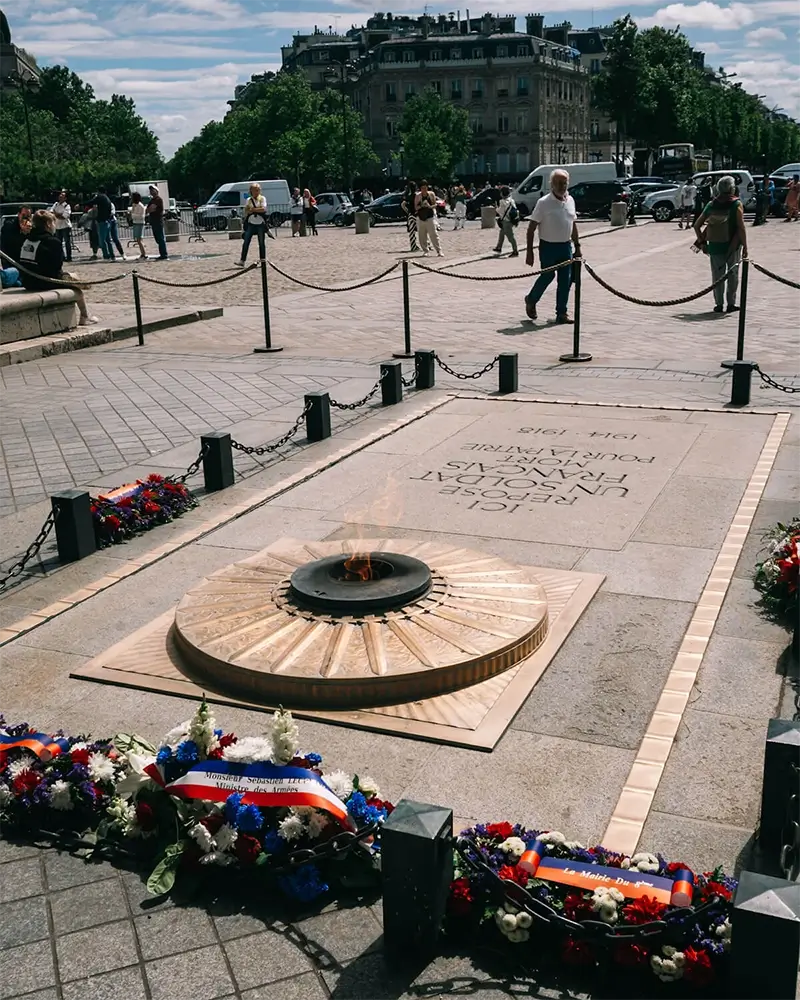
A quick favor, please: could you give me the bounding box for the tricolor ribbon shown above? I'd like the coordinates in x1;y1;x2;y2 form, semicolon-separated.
144;759;352;827
0;732;70;762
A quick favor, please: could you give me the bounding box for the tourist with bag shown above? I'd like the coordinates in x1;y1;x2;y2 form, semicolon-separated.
237;182;268;265
50;190;73;262
18;210;97;325
290;188;304;236
414;180;442;257
693;175;747;314
303;188;318;235
493;185;519;256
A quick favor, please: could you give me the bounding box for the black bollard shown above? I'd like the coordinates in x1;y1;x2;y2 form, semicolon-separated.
730;871;800;999
498;352;518;393
132;271;144;347
51;490;96;564
722;257;751;369
253;257;283;353
201;432;235;491
382;799;453;965
380;360;403;406
756;720;800;861
415;349;435;390
559;258;592;362
393;260;413;358
730;360;755;407
305;391;331;442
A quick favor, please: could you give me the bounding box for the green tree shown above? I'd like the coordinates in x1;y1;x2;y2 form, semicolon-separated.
398;88;471;180
592;15;647;160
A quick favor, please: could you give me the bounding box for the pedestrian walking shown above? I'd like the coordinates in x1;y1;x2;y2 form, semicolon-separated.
146;185;168;259
19;210;97;325
290;188;304;236
50;190;72;261
129;192;147;259
524;168;581;324
238;182;268;265
89;186;114;260
401;180;419;251
109;202;126;259
303;188;318;235
493;185;519;256
784;174;799;221
677;179;697;229
414;180;442;257
452;184;467;229
693;174;747;314
767;176;777;217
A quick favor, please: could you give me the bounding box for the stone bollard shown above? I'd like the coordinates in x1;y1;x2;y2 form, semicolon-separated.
51;490;96;564
480;205;495;229
729;871;800;998
201;432;234;492
380;361;403;405
227;216;242;240
164;218;180;244
354;211;370;235
299;217;307;237
415;349;435;390
610;201;627;227
305;392;331;442
755;719;800;866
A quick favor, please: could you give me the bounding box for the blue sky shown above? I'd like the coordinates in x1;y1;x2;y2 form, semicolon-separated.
5;0;799;158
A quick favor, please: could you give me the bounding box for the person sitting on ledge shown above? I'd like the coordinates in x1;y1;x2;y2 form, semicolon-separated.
18;210;98;326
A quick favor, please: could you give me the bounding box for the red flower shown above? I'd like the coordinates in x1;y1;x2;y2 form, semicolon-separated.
0;751;6;773
70;747;91;766
497;864;528;887
561;937;596;966
234;834;261;865
666;861;691;876
117;497;133;508
563;892;593;921
147;474;164;483
697;878;733;903
613;942;649;967
683;946;715;986
12;769;41;795
370;798;394;815
200;813;224;835
105;514;121;530
218;733;237;748
207;748;224;760
135;801;157;832
485;822;514;840
90;504;98;515
621;895;667;924
448;877;474;917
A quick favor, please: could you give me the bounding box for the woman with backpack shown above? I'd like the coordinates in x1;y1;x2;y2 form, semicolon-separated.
237;182;268;265
693;175;748;314
493;185;519;256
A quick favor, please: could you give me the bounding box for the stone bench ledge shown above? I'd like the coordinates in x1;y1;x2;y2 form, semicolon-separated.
0;286;79;314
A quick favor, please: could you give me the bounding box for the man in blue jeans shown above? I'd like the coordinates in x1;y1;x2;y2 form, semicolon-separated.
524;168;581;324
90;187;114;260
146;185;168;259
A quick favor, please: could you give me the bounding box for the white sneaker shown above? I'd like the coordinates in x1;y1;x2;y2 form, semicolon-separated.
436;250;444;257
235;260;244;266
422;250;429;256
79;315;99;326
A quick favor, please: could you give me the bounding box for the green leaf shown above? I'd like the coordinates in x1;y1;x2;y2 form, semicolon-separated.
147;841;186;896
113;732;157;756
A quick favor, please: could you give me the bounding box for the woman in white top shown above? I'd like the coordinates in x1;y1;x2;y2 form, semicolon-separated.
50;190;72;262
524;168;581;323
290;187;304;236
238;183;268;264
302;188;318;235
129;192;147;260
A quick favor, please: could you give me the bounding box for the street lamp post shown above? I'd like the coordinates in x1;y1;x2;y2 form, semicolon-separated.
399;140;405;178
326;61;358;194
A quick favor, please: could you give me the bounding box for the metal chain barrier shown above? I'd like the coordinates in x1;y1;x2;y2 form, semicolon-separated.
435;353;499;380
0;248;130;287
136;264;258;288
329;371;387;410
412;257;574;281
454;837;726;946
168;444;208;485
750;260;800;291
231;402;312;456
401;362;420;388
779;764;800;881
583;259;739;307
753;365;800;393
0;508;58;592
267;259;399;292
263;821;381;875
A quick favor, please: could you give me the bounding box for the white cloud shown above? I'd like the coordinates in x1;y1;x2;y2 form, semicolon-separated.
29;6;98;22
17;37;245;59
19;21;114;40
747;25;787;43
694;39;726;53
150;114;189;135
638;3;757;30
724;54;800;118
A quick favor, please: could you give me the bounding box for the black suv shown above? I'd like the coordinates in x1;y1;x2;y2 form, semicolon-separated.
568;180;630;218
465;187;501;220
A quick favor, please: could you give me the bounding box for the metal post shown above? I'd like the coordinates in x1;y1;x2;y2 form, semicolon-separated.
305;392;331;442
559;258;592;362
730;360;755;407
730;871;800;999
498;352;518;394
132;271;144;347
382;799;453;965
380;360;403;405
393;260;413;358
756;720;800;862
51;490;96;564
201;432;234;492
722;257;752;369
253;257;283;354
415;349;435;390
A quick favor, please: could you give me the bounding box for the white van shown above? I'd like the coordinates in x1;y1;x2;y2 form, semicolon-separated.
196;179;292;230
513;162;618;215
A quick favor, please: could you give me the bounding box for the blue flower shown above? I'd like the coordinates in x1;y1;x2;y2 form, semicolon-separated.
347;791;386;827
224;792;243;827
304;752;322;766
277;864;329;903
213;728;223;738
175;740;199;763
262;829;284;854
156;746;172;765
236;804;263;833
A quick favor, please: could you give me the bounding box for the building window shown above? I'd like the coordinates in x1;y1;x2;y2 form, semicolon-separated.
496;76;509;97
473;47;483;59
498;113;509;133
431;49;441;61
385;51;396;63
471;78;484;98
546;79;550;98
496;147;510;172
516;111;527;133
451;47;461;59
470;116;483;135
590;58;601;74
450;79;462;99
590;119;600;139
386;118;397;136
385;82;396;102
431;80;442;93
516;74;529;96
403;49;415;62
516;146;530;172
405;82;416;98
517;44;528;56
496;45;508;57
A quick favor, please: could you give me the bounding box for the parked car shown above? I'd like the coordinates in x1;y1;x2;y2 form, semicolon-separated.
465;187;500;220
568;180;630;217
692;170;756;211
365;192;405;224
770;162;800;179
0;201;48;224
196;179;292;230
626;175;671;186
314;191;354;226
627;181;679;216
641;186;684;222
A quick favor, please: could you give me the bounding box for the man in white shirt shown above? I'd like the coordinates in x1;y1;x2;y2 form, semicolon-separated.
50;190;72;262
524;169;581;323
678;180;697;230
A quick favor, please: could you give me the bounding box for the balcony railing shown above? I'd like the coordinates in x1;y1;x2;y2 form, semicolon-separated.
517;88;529;97
471;89;484;98
496;88;509;96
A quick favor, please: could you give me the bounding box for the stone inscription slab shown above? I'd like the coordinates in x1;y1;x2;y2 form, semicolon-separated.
330;405;706;550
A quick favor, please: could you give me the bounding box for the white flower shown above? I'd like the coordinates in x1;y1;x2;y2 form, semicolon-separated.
306;810;329;839
213;823;238;853
673;952;686;968
503;902;518;914
651;948;684;981
620;857;631;869
565;840;585;852
516;912;533;929
189;822;214;854
278;814;305;841
107;797;138;835
88;753;116;783
270;708;299;765
591;887;622;925
162;721;191;746
358;775;380;798
222;737;273;764
8;756;35;779
115;752;158;800
715;918;732;951
499;836;526;859
539;830;566;846
506;927;530;943
188;700;218;756
49;780;74;811
0;784;12;807
322;770;353;800
630;851;660;874
500;913;518;932
70;741;89;751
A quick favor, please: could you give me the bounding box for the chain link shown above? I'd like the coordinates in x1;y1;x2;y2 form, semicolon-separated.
262;822;381;875
453;838;726;945
0;508;59;592
266;259;399;292
751;260;800;290
168;444;208;485
231;402;311;456
412;257;574;282
583;259;738;307
329;371;387;410
401;362;420;388
435;353;499;380
779;765;800;881
136;263;258;288
754;365;800;393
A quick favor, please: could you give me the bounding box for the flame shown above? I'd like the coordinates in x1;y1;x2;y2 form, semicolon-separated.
343;552;374;582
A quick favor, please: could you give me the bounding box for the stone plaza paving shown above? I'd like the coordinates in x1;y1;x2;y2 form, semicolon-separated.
0;220;798;1000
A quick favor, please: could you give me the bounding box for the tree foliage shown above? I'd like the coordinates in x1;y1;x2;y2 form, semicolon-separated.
0;65;163;200
398;88;472;180
593;17;800;167
167;72;378;200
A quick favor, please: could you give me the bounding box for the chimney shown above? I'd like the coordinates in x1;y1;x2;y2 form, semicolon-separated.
481;12;493;35
526;13;545;38
420;14;430;37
